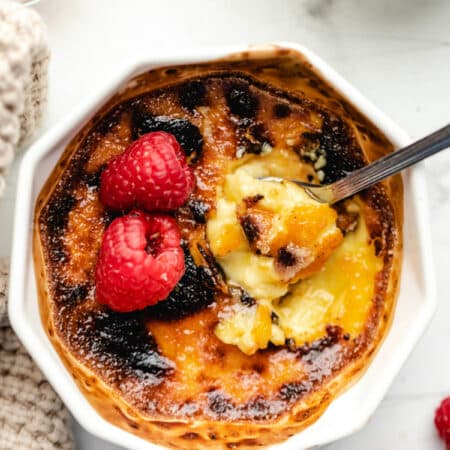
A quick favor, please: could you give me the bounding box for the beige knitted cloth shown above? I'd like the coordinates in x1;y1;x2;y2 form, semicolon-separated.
0;2;74;449
0;0;49;196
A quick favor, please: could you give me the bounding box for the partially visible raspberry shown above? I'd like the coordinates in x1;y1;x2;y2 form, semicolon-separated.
99;131;195;212
435;397;450;449
95;211;185;312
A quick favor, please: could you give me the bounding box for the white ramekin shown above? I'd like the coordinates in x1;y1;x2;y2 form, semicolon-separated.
8;43;435;450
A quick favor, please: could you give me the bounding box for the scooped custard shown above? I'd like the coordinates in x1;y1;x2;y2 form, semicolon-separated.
209;154;348;354
209;158;381;355
34;48;402;449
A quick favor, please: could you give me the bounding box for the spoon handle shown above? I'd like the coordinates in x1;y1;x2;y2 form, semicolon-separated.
327;124;450;202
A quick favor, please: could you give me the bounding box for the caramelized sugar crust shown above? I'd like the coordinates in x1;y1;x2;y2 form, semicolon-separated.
34;50;403;449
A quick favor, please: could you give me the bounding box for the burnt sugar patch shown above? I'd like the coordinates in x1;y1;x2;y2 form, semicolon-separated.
207;390;234;416
131;109;203;160
43;191;76;235
186;198;210;224
224;79;259;118
55;282;89;308
148;244;216;320
279;380;312;402
83;309;173;380
82;166;104;190
42;190;77;265
207;390;286;421
273;103;291;119
236;121;273;158
302;114;364;184
178;80;208;110
94;104;126;136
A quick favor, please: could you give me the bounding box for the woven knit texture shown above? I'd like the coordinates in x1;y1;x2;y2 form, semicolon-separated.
0;259;74;450
0;0;49;197
0;3;74;449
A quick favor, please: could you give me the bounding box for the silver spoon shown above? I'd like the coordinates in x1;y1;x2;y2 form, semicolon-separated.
261;124;450;204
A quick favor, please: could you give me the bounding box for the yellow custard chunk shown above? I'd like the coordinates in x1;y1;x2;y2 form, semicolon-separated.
207;150;343;299
273;220;383;345
206;149;383;355
215;302;285;355
213;215;381;355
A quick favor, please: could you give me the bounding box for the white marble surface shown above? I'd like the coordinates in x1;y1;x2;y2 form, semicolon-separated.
1;0;450;448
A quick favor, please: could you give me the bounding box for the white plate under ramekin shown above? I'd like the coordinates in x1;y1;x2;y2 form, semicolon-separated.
8;43;435;450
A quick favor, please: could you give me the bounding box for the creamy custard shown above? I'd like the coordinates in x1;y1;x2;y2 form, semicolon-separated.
208;149;382;355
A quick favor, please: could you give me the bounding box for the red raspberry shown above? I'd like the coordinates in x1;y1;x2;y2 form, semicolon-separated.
95;211;185;312
99;131;195;212
435;397;450;449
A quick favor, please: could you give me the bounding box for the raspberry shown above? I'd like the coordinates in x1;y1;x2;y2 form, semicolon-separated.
95;211;185;312
435;397;450;449
99;131;195;212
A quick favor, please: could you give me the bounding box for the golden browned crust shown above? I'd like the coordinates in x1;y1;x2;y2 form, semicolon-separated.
34;48;403;449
